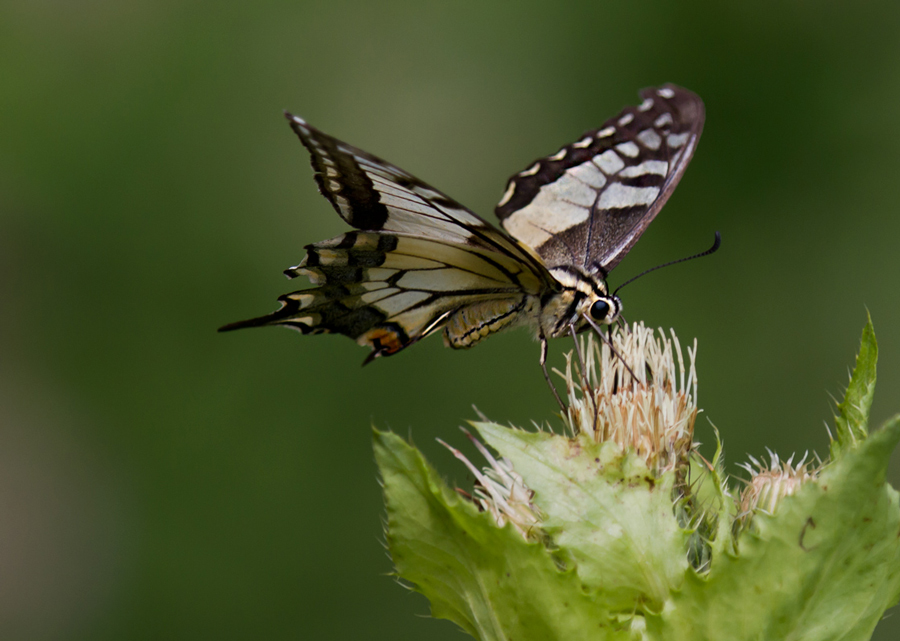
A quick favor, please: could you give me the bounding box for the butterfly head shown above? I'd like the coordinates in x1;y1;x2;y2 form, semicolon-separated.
575;289;621;335
543;267;621;337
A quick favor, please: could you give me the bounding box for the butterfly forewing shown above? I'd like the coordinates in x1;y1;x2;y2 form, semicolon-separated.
287;114;553;282
495;84;704;274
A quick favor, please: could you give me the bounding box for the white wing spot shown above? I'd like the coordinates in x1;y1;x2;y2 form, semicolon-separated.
367;268;399;281
498;181;516;207
618;113;634;126
397;269;504;292
372;290;431;316
296;268;323;285
658;87;675;99
548;148;567;161
593;149;625;174
638;98;654;112
572;136;593;148
636;129;662;150
597;126;615;138
546;174;596;208
328;179;342;191
619;160;668;178
291;115;308;125
520;162;540;177
382;253;443;271
615;141;640;158
654;113;673;128
667;132;690;148
565;161;607;189
597;183;660;209
359;289;395;304
502;213;552;249
292;293;318;309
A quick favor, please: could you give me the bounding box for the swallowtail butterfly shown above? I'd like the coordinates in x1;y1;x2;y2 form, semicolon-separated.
220;84;705;368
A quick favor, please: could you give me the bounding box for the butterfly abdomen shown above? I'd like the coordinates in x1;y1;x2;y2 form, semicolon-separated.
442;297;534;349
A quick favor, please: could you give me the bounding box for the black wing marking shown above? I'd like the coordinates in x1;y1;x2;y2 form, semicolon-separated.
219;231;541;362
495;84;704;275
286;113;555;286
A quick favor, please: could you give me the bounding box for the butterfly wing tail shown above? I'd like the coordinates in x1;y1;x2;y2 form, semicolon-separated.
218;315;280;332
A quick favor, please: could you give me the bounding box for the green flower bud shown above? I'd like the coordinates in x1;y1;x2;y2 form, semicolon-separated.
737;452;818;526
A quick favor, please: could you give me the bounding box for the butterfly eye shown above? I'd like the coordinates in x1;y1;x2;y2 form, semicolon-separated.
589;300;611;321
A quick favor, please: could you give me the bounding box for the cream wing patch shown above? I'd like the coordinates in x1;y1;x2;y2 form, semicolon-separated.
501;156;612;248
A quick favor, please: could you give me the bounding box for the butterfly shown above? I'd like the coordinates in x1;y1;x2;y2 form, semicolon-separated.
220;84;705;379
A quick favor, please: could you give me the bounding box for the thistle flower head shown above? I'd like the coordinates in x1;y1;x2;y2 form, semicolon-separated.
563;323;698;475
438;429;542;540
738;451;819;520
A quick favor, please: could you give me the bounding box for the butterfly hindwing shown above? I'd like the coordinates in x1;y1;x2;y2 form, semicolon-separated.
219;230;543;361
495;84;704;274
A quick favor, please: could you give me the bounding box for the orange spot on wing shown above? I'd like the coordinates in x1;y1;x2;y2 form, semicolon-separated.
362;327;405;355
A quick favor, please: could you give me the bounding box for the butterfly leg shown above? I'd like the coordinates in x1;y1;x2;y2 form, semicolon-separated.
569;325;600;436
540;334;567;413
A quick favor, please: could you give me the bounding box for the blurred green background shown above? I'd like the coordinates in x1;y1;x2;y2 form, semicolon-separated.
2;1;899;639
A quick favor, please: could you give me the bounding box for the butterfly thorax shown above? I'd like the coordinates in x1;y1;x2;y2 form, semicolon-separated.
539;267;621;338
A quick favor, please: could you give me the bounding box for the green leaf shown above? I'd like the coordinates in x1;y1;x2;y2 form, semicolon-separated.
472;422;690;612
832;315;878;457
374;430;634;641
646;415;900;641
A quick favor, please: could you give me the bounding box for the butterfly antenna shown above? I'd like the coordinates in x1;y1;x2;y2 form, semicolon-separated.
613;231;721;296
